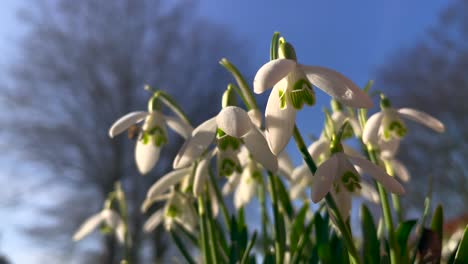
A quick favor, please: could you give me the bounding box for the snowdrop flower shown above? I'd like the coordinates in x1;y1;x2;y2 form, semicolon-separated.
378;138;411;182
173;106;278;173
73;208;125;244
143;190;197;233
253;38;373;154
363;95;445;146
311;151;405;220
328;99;362;138
109;105;193;174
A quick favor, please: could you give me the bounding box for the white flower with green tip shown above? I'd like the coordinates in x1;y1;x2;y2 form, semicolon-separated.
253;39;373;154
311;152;405;220
173;106;278;174
363;96;445;146
109;110;192;175
73;208;125;244
378;138;411;182
143;191;197;233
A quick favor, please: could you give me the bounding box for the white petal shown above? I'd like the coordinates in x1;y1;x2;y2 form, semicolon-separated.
362;112;384;145
216;106;252;138
308;138;329;162
109;111;148;138
135;140;161;175
143;210;164;233
73;212;104;241
248;109;263;128
311;154;339;203
277;151;294;180
391;159;410;182
222;172;242;195
349;156;405;195
359;182;380;203
265;85;297;155
343;144;364;158
102;209;121;228
299;65;373;108
234;169;257;209
291;164;311;181
348;118;362;137
173;117;217;169
330;187;352;221
397;108;445;133
243;127;278;172
379;138;400;159
145;168;191;204
208;184;219;217
253;59;296;94
164;115;193;139
193;157;210;197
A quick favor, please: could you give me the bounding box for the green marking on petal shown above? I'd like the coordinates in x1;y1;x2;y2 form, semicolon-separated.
99;224;113;235
217;131;241;150
165;205;179;218
389;121;407;137
220;158;241;176
278;89;287;109
341;171;362;192
289;79;315;109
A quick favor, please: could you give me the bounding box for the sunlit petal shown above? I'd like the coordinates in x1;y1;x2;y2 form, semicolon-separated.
253;59;296;94
379;138;400;159
73;212;104;241
265;85;297;155
173;117;217;169
217;106;252;138
222;172;242;195
330;187;352;220
278;151;294;180
362;112;384;145
299;65;373;108
135;140;161;175
247;109;263;128
143;210;164;233
308;138;329;161
109;111;148;138
234;167;257;209
193;157;210;197
145;168;191;205
359;182;380;203
391;159;410;182
243;127;278;172
164;115;193;139
397;108;445;133
311;154;338;203
349;156;405;195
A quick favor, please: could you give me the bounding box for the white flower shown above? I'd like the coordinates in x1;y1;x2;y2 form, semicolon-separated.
362;98;445;146
253;41;372;154
109;110;193;174
173;106;278;173
311;152;405;220
378;138;411;182
73;208;125;244
143;191;197;233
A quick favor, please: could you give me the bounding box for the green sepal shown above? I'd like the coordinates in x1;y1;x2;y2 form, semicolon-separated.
360;205;380;264
222;84;238;108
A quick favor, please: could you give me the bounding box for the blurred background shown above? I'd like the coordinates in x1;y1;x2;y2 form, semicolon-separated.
0;0;466;263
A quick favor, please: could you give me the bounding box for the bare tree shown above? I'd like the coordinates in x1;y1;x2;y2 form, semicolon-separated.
0;0;248;263
377;0;468;218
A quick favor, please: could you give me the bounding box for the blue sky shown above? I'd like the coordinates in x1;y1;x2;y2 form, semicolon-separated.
0;0;451;262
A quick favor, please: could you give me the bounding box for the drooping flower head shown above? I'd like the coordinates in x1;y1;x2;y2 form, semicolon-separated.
109;92;193;175
254;36;373;154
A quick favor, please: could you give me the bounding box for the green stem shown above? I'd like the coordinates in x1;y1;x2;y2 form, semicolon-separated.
367;149;399;264
198;196;212;264
205;193;220;264
170;230;197;264
270;32;280;60
114;183;131;264
268;172;285;264
219;58;258;110
153;90;192;126
258;179;270;255
292;125;361;264
209;169;231;230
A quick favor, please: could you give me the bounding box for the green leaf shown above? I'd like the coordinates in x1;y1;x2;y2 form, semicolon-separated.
240;231;257;264
290;203;309;254
274;176;294;219
360;205;380;264
314;212;331;262
330;231;349;264
454;225;468;264
396;219;418;259
431;204;444;240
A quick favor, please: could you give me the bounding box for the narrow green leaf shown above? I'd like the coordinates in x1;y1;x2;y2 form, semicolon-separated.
431;204;444;240
396;219;418;258
454;225;468;264
274;176;294;219
170;230;196;264
315;212;331;262
360;205;380;264
290;203;309;254
240;231;257;264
